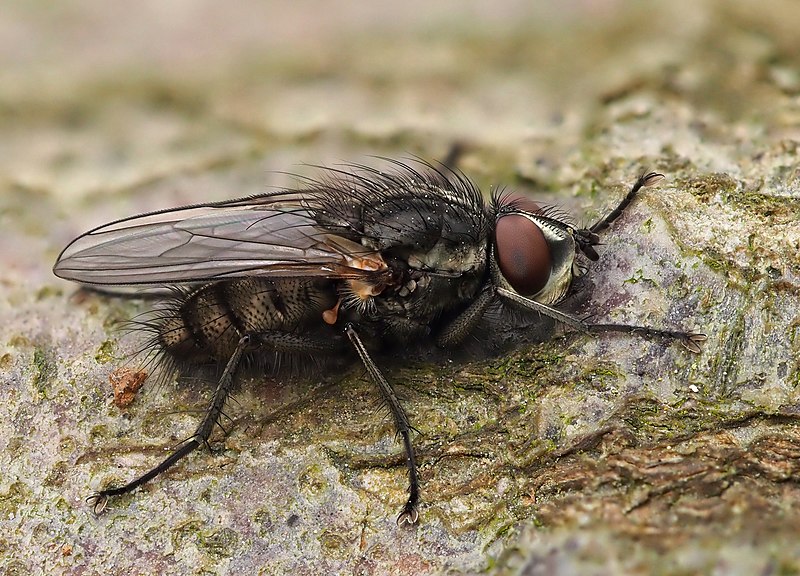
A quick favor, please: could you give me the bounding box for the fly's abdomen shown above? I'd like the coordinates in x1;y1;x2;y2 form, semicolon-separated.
158;278;336;363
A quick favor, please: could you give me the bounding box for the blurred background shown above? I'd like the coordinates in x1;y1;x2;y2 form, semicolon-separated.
2;0;798;274
1;1;799;575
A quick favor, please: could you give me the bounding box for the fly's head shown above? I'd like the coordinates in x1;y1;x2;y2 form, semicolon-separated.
489;193;589;306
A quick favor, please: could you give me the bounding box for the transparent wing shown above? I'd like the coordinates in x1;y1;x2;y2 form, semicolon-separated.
53;192;386;286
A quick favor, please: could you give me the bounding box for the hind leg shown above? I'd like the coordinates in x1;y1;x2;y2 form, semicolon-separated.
89;329;342;513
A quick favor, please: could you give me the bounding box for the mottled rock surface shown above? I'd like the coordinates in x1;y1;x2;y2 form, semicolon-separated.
1;1;799;574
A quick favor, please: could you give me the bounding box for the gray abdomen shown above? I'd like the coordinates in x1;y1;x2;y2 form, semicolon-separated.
158;278;336;363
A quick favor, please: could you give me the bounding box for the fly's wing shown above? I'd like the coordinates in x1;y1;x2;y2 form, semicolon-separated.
53;192;388;286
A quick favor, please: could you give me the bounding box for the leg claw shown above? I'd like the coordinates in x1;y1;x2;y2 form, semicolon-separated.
681;332;707;354
86;492;109;515
396;503;419;526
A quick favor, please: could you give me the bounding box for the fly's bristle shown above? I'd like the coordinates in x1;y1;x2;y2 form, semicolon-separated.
111;285;224;396
340;287;376;318
158;316;196;355
119;307;188;393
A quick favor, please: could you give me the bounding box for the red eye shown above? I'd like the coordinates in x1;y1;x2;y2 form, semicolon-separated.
495;215;551;296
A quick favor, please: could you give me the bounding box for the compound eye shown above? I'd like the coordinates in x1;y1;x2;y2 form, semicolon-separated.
495;214;551;296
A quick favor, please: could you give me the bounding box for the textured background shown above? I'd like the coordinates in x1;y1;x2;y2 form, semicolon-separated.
1;1;799;574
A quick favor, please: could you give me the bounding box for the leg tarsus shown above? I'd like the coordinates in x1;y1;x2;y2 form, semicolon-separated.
681;332;708;353
87;435;201;514
395;429;420;526
589;171;664;234
586;323;707;353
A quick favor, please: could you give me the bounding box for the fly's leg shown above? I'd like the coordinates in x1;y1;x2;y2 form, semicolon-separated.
590;171;664;234
255;330;340;354
496;287;707;352
88;333;252;514
437;283;706;352
88;330;341;514
345;323;420;526
436;286;495;347
575;171;664;261
586;323;707;352
440;141;467;170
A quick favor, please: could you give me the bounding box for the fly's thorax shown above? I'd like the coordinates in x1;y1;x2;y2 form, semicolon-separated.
348;204;489;325
368;251;487;333
405;236;487;278
157;278;336;362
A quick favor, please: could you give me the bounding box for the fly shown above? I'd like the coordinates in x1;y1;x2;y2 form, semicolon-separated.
53;159;706;525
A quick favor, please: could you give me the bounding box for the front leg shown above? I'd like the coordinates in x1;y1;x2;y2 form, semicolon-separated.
496;287;706;352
